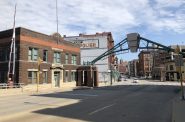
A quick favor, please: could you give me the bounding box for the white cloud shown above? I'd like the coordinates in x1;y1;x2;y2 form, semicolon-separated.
0;0;185;36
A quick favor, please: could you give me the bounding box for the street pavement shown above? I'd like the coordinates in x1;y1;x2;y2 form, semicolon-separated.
0;79;182;122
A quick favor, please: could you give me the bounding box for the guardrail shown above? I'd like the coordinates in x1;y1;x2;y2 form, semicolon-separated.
0;83;24;89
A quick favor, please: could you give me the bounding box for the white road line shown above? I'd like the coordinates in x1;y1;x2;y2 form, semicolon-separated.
62;93;98;97
89;103;116;115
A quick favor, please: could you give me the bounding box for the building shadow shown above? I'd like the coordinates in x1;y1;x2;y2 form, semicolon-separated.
31;84;181;122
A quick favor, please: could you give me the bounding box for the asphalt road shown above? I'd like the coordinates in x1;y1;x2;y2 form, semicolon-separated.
0;84;181;122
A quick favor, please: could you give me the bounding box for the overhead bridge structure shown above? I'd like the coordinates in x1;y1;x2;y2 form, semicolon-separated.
88;33;185;65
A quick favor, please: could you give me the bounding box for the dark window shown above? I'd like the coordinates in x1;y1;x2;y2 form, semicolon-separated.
0;48;9;61
0;71;7;83
169;65;174;70
43;50;48;62
28;71;37;84
42;71;48;83
65;71;69;82
71;71;76;81
182;49;185;58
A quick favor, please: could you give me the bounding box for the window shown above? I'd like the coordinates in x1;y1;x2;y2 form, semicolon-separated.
28;71;37;84
71;55;77;65
0;48;9;61
169;65;174;70
0;49;3;61
43;50;48;62
182;49;185;58
42;71;48;83
65;71;69;82
0;71;7;83
28;48;38;61
53;52;61;63
71;71;76;81
65;54;69;64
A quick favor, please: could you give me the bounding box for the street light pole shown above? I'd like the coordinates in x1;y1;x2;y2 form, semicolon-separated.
37;57;42;92
175;45;185;100
180;64;184;100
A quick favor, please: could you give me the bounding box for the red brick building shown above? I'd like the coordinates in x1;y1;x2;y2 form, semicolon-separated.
0;27;82;87
138;51;153;78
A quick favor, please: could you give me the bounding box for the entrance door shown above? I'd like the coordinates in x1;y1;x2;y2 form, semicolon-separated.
54;72;60;87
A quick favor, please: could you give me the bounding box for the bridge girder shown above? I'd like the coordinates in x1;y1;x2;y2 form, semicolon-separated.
88;33;185;65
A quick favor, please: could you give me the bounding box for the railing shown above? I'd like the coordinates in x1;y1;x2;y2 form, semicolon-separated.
0;83;24;89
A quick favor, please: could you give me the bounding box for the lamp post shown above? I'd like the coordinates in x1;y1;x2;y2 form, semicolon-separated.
175;45;184;100
37;57;42;92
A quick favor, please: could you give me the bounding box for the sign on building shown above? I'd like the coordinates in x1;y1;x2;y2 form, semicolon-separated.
72;39;99;48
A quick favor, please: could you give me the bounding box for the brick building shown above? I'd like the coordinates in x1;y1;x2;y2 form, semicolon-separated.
128;59;138;77
138;51;153;78
151;50;168;81
165;45;185;81
0;27;82;87
118;59;128;75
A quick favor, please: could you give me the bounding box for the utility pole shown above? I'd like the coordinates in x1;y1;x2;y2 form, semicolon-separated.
175;45;184;100
7;3;17;86
37;57;42;92
56;0;59;44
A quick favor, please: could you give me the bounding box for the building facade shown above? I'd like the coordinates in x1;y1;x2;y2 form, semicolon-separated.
138;51;153;78
151;50;168;81
128;59;138;77
165;45;185;81
64;32;115;82
0;27;81;87
118;59;128;75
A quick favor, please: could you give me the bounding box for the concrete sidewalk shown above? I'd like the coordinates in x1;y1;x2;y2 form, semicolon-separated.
0;85;75;97
0;79;182;97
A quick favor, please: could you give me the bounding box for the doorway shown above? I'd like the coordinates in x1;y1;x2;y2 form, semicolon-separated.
54;71;60;87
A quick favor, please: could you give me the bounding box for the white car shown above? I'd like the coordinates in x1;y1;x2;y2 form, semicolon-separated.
133;78;138;83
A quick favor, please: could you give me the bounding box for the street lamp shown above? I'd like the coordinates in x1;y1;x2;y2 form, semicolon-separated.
37;57;43;92
175;45;184;100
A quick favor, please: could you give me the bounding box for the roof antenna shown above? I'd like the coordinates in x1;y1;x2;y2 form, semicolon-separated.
56;0;59;44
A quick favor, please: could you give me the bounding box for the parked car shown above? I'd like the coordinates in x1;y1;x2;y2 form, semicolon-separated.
133;78;138;83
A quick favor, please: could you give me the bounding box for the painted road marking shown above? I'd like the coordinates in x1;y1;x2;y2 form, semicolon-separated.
62;93;98;97
89;103;116;115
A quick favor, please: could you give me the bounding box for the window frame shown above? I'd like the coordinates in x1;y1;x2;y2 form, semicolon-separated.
28;47;38;61
71;55;77;65
42;71;48;84
28;71;37;84
43;50;48;62
53;52;61;64
65;53;69;64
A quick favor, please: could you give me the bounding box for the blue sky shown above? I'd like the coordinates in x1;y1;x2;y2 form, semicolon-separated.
0;0;185;61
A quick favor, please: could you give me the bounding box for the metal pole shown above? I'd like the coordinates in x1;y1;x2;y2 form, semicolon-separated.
37;57;41;92
180;59;184;100
110;64;112;85
56;0;59;44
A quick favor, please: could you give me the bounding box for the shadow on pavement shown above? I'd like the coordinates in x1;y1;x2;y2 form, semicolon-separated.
31;85;182;122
